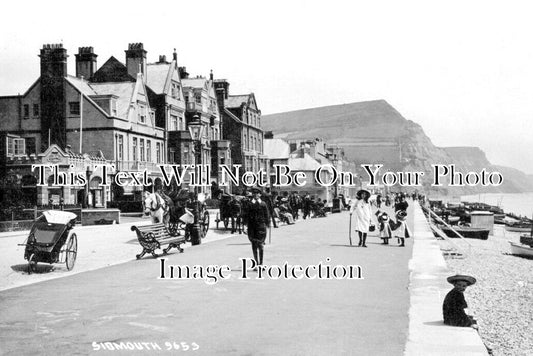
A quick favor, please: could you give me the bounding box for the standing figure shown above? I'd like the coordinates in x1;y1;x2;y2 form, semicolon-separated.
395;195;409;212
376;194;382;209
262;187;278;228
443;274;478;328
376;210;392;244
303;194;312;219
393;210;411;247
349;189;373;247
247;188;270;267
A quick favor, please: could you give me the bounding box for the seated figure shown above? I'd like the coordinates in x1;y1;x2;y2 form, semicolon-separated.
443;274;478;328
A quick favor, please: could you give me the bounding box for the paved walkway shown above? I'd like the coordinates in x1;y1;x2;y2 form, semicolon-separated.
0;207;413;355
404;204;488;355
0;211;233;291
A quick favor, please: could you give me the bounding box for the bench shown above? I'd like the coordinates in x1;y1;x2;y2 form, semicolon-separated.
131;223;186;259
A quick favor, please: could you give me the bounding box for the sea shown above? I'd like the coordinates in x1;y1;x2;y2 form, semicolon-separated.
460;192;533;218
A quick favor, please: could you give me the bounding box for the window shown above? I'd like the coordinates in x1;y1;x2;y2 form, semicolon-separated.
33;104;39;117
171;84;180;99
118;135;124;161
147;140;151;162
23;104;29;119
156;143;161;163
111;100;117;116
195;94;202;104
183;146;189;164
244;133;247;150
69;101;80;115
140;139;145;161
178;117;184;130
138;105;146;123
170;115;178;131
132;138;137;161
169;148;176;164
7;137;25;156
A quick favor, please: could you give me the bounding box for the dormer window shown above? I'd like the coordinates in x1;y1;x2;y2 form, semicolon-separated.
138;104;146;123
111;100;117;116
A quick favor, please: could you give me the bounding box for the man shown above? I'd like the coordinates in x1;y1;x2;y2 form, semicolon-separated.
247;188;270;267
262;187;278;228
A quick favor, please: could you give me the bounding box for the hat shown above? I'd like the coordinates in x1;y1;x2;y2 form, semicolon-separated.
381;213;389;221
356;189;370;199
251;187;262;194
447;274;476;286
245;191;252;197
396;210;407;219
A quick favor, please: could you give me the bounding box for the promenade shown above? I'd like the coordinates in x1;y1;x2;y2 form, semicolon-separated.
0;204;489;355
0;207;412;355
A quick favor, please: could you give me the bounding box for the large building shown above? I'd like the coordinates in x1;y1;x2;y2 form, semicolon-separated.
214;79;268;192
0;44;163;206
0;43;233;207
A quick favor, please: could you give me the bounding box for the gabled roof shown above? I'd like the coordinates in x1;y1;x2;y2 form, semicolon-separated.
288;153;322;171
225;94;249;108
146;62;171;94
92;56;135;83
90;82;136;119
67;75;97;96
182;77;207;89
263;138;290;159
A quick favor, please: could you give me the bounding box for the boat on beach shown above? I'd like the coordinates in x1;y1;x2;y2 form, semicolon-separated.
509;241;533;258
505;224;533;232
439;225;490;240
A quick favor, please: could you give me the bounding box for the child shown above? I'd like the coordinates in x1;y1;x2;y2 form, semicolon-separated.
443;274;478;328
376;210;392;244
393;210;411;247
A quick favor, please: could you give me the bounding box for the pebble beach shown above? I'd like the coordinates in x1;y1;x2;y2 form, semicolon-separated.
438;225;533;356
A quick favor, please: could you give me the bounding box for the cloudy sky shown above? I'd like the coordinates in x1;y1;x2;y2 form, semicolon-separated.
2;0;532;173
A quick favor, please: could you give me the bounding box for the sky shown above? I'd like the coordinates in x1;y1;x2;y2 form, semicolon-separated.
2;0;533;173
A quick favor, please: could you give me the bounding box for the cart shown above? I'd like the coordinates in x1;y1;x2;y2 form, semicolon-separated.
19;210;78;274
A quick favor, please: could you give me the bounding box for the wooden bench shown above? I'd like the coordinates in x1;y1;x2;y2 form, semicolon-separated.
131;223;186;259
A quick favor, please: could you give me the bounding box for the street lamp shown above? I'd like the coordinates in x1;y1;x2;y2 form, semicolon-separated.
187;114;205;245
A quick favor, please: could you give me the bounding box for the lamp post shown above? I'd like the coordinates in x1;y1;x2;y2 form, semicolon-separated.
187;115;205;245
84;162;93;209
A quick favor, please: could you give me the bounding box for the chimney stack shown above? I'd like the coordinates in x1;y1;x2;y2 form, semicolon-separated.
40;43;68;79
158;55;168;63
178;66;189;79
125;42;147;83
39;44;68;150
75;46;97;79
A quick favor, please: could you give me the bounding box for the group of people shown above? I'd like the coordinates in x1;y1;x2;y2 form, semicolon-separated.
349;189;412;247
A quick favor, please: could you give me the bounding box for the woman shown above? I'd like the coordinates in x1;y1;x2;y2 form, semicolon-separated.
350;189;373;247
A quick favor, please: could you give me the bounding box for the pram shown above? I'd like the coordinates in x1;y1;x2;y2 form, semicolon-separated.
19;210;78;274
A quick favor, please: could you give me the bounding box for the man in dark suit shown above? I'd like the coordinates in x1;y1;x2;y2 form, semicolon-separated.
247;187;270;267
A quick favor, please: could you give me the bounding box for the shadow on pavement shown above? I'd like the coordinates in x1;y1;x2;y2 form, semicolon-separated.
11;263;54;274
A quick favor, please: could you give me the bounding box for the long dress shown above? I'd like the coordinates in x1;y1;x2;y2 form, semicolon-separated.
350;199;372;233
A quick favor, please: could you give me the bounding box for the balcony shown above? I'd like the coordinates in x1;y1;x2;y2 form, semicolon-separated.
186;102;207;113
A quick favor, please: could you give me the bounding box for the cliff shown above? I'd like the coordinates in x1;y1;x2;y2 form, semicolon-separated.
263;100;532;194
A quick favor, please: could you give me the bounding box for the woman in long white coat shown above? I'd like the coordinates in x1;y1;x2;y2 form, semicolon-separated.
350;190;373;247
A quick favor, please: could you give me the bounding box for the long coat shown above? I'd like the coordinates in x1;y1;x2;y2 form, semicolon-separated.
350;199;372;233
246;199;270;244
